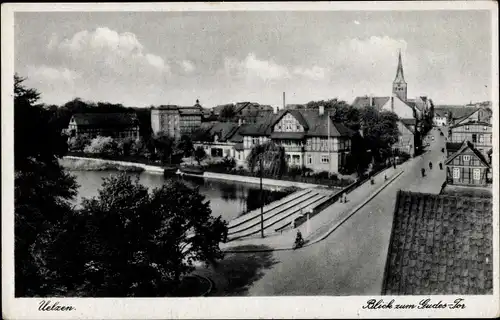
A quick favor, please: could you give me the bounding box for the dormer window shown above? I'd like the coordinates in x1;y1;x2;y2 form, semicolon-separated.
483;126;488;130
465;126;469;131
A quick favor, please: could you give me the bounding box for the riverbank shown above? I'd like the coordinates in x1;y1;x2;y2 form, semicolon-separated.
60;157;145;172
61;156;164;174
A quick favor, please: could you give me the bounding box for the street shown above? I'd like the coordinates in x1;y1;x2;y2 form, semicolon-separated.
201;127;449;296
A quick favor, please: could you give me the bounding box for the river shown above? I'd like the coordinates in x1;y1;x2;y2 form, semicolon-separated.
68;170;292;223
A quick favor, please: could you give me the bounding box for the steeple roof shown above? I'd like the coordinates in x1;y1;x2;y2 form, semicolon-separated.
393;50;406;83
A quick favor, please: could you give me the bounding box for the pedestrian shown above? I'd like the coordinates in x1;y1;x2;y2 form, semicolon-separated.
344;194;348;203
393;161;396;169
421;168;426;177
429;161;432;170
384;174;388;181
439;162;443;170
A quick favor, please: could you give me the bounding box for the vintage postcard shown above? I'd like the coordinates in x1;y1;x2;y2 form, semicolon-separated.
2;1;499;319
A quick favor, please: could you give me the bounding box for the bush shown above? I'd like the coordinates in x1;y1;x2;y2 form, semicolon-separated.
84;136;119;156
68;134;91;152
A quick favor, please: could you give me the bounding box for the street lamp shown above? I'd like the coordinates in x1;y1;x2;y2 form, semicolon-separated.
259;155;264;238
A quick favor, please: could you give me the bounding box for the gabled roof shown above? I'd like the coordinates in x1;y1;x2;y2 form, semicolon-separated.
352;96;390;110
270;110;309;130
382;190;493;295
450;120;492;129
400;118;416;126
433;109;447;117
71;112;138;127
238;109;355;138
446;142;463;153
399;118;416;133
445;140;491;167
191;122;239;142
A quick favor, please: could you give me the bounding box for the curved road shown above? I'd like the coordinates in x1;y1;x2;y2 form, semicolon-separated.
246;127;448;296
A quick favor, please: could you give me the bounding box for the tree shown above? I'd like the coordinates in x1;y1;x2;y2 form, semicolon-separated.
177;135;194;157
153;132;175;163
71;174;227;296
359;107;399;163
14;74;79;296
247;141;287;178
218;104;236;121
117;137;136;156
194;146;207;165
68;134;92;152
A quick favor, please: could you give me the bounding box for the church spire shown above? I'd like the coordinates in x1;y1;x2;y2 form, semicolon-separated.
392;49;407;101
394;49;405;83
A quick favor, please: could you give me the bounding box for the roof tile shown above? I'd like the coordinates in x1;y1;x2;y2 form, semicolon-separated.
382;191;493;295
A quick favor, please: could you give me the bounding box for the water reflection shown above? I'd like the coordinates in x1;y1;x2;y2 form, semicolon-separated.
69;170;290;223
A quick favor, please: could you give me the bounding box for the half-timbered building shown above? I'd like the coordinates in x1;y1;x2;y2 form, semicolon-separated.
445;141;491;186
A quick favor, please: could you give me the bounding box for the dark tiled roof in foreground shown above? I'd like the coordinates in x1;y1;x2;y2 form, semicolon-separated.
382;191;493;295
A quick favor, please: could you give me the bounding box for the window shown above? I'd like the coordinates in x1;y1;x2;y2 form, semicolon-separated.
472;134;477;143
484;126;488;131
463;155;470;162
321;155;330;164
308;155;312;164
473;168;481;180
465;126;469;131
453;168;460;179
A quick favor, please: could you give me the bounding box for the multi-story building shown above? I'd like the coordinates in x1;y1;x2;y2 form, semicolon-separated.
238;107;354;173
445;140;491;186
151;100;203;139
449;121;492;162
151;105;180;139
66;112;140;139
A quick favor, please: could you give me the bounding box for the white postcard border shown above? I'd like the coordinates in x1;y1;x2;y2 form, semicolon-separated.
2;2;499;319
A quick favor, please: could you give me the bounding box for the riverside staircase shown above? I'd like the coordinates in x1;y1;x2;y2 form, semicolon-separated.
227;188;338;241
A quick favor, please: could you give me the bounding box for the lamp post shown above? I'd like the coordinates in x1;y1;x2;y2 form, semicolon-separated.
327;110;332;178
259;155;264;238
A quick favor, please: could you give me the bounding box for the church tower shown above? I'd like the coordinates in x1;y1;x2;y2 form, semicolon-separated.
392;50;407;101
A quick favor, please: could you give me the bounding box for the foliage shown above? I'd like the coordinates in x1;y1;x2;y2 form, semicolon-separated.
221;156;236;171
360;107;399;163
68;174;227;296
152;132;176;163
246;141;287;178
218;104;236;121
68;134;92;152
194;146;207;165
14;74;79;296
117;137;136;156
304;99;360;130
84;136;119;156
177;135;194;157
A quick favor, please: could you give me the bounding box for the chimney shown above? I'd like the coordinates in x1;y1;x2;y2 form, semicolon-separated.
391;96;395;112
319;105;325;116
238;118;243;126
273;106;278;115
283;92;286;110
369;95;373;107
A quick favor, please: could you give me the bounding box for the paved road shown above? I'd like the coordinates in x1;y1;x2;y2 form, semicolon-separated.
243;127;448;296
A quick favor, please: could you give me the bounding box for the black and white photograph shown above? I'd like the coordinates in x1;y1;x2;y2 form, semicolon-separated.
2;2;499;319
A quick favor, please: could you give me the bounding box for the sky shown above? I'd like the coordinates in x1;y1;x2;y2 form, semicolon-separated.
14;10;493;108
